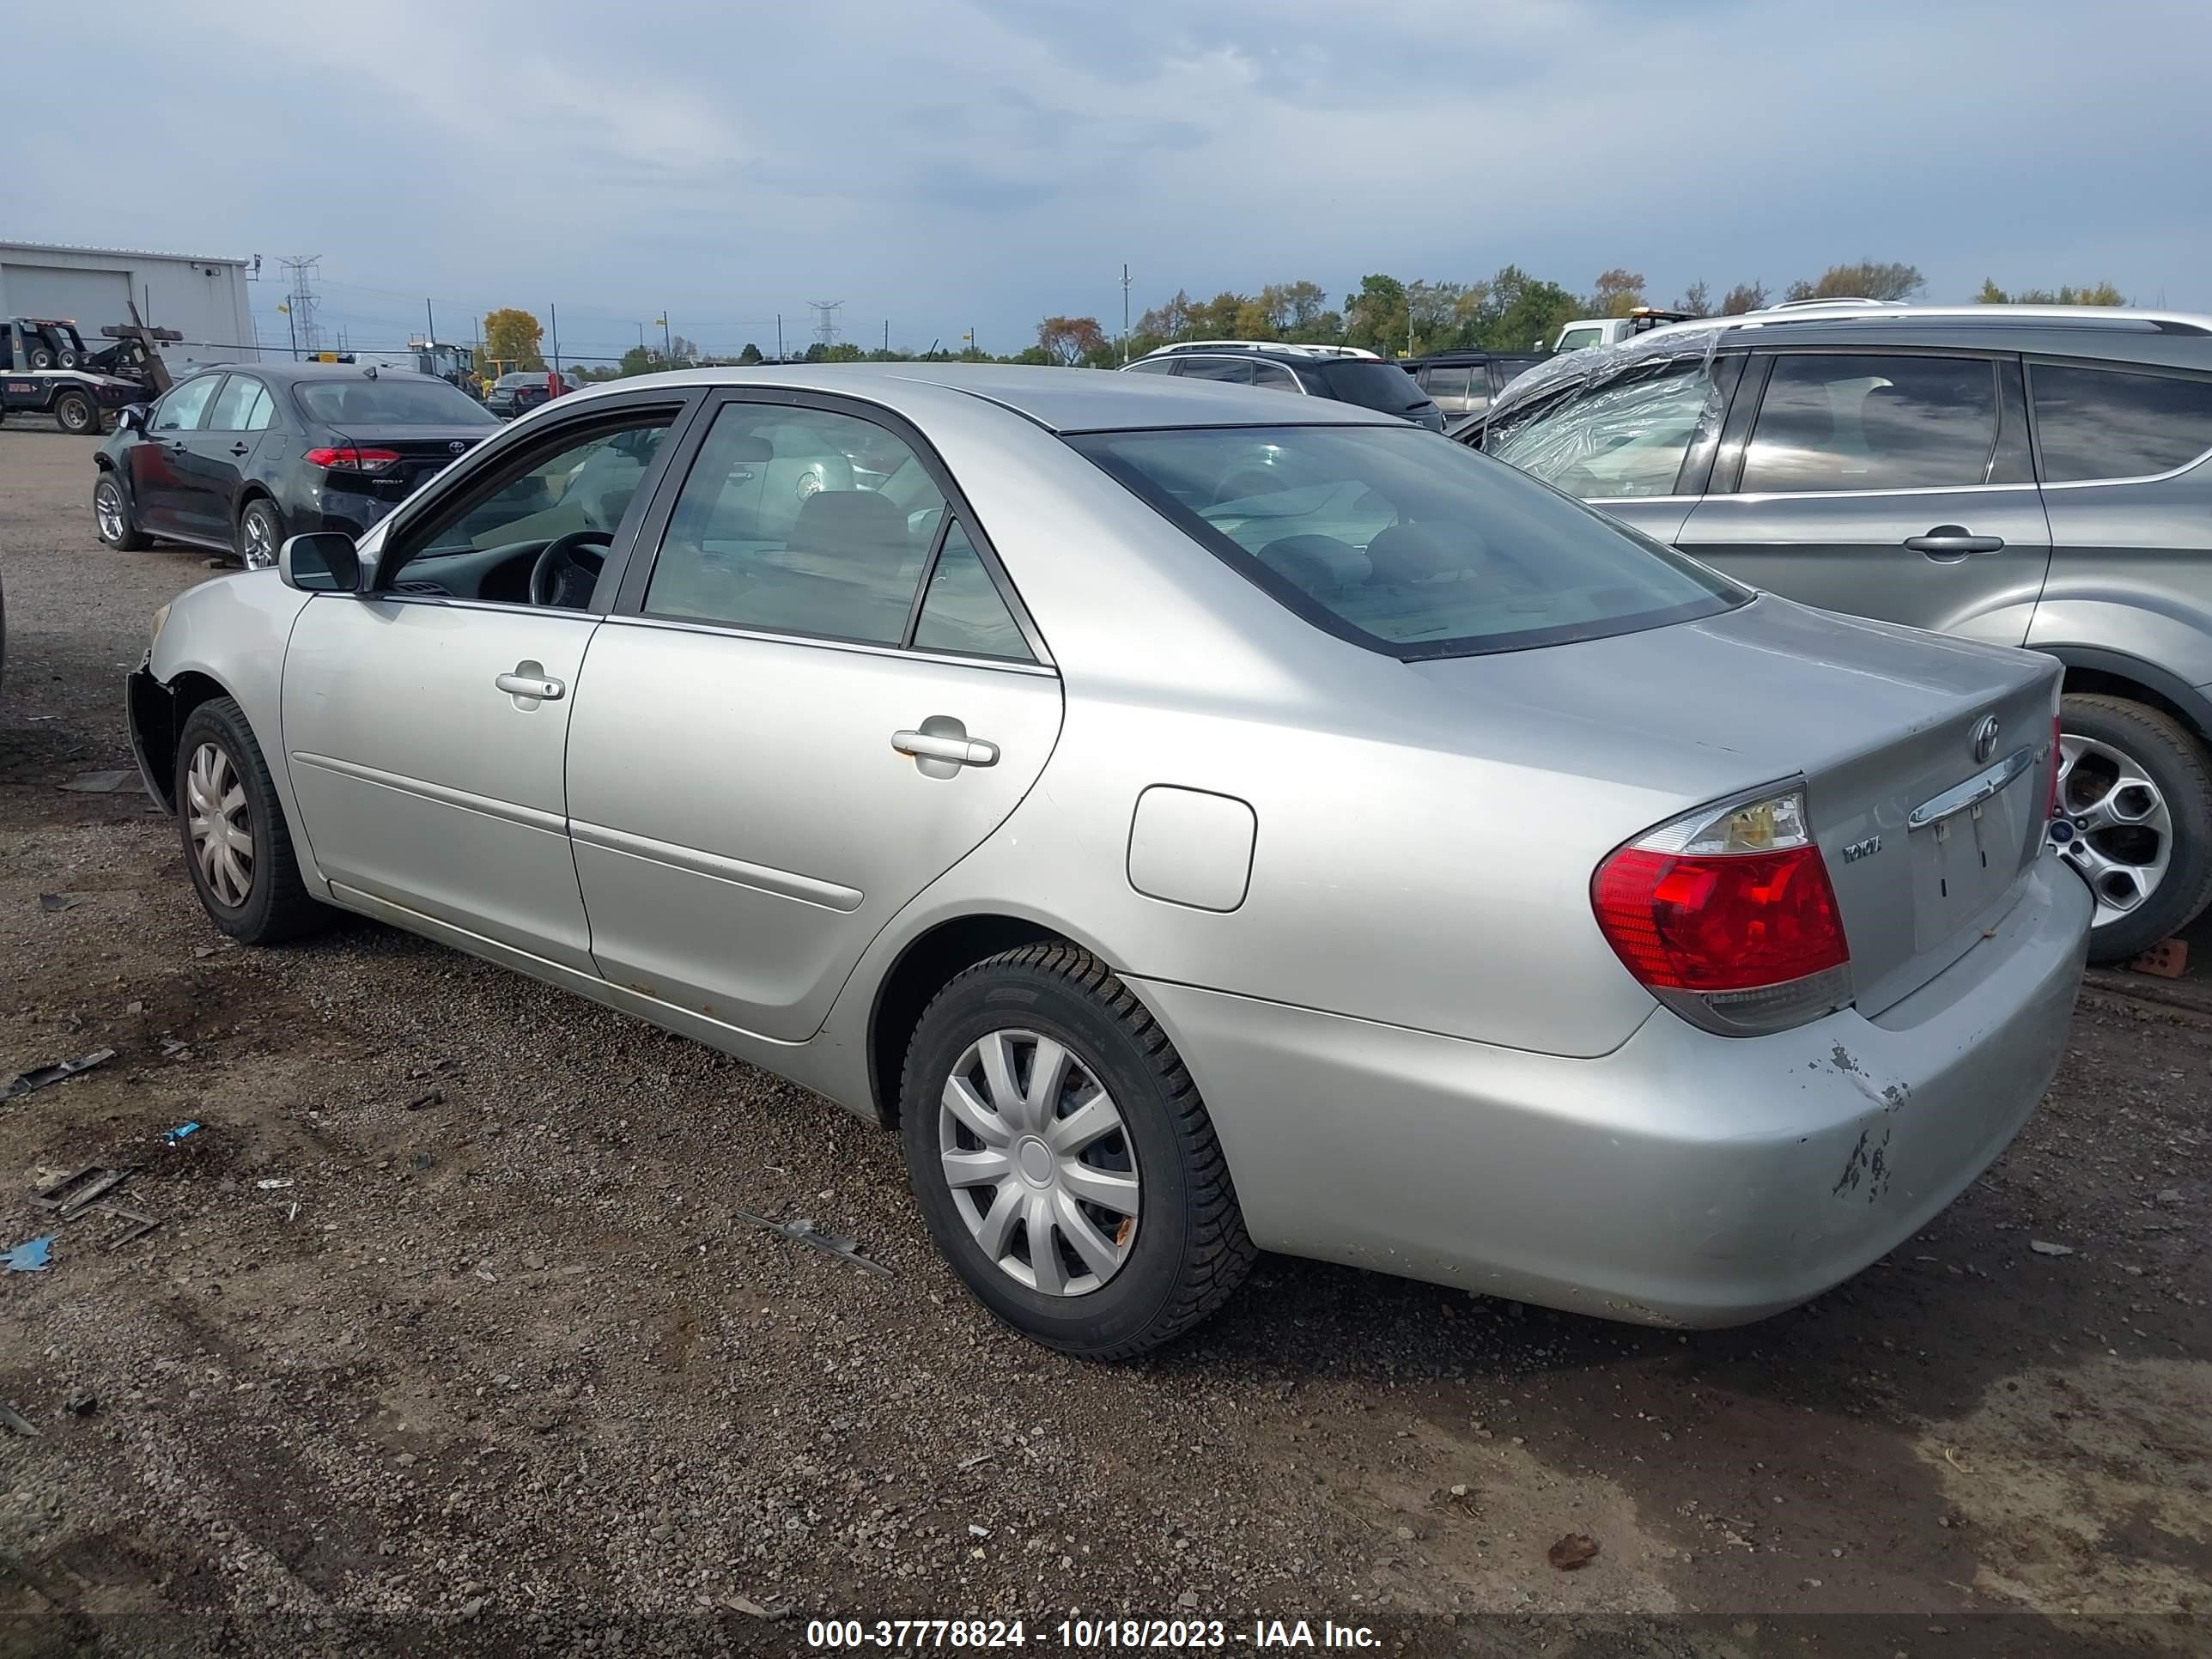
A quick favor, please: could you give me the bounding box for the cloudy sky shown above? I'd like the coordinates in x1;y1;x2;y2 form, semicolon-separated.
11;0;2208;364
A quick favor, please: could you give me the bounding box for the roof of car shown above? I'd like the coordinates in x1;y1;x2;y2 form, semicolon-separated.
556;362;1408;434
174;362;453;385
1487;303;2212;417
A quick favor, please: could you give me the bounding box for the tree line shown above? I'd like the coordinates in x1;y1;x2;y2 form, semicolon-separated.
467;264;2135;380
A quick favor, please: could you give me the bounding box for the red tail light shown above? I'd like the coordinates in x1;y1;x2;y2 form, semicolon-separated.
1592;787;1850;1036
304;446;401;473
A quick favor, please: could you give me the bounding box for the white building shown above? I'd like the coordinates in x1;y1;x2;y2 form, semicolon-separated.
0;240;258;372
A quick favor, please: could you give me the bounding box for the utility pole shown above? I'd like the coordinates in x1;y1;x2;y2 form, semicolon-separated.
425;298;435;346
659;312;672;361
775;313;783;361
883;319;890;354
1121;263;1132;364
550;302;561;375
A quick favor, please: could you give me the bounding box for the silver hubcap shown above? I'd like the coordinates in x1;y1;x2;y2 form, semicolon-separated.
185;742;254;908
2051;733;2172;928
241;510;276;569
938;1030;1139;1297
95;483;124;541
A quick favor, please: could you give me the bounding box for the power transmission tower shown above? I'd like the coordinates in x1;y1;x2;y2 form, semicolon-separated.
277;256;324;355
806;300;844;351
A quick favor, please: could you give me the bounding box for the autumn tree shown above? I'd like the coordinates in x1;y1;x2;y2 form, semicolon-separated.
1720;282;1768;314
1261;280;1330;334
1674;280;1712;318
1036;316;1108;365
481;307;545;371
1979;278;2127;306
1590;268;1646;318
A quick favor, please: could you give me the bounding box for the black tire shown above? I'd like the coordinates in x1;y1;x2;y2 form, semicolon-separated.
93;472;150;550
175;696;331;945
236;497;284;570
899;943;1255;1358
52;388;98;435
2057;692;2212;964
27;346;55;370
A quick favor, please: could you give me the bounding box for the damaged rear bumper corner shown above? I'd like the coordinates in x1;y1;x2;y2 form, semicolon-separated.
126;653;174;811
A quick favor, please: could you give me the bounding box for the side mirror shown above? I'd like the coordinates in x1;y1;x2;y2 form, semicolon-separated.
279;532;362;593
119;404;149;433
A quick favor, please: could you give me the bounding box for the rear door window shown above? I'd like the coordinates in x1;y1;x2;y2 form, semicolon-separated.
1121;358;1178;375
206;376;275;432
1740;354;1998;493
1315;360;1432;417
2030;363;2212;482
1249;361;1301;392
1176;357;1254;384
1071;423;1744;660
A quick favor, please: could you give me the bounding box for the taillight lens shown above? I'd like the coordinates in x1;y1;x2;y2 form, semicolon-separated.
304;446;401;473
1592;785;1850;1036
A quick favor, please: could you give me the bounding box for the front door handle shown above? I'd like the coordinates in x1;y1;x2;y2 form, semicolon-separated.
893;727;998;768
229;443;250;457
1905;526;2005;556
495;662;565;702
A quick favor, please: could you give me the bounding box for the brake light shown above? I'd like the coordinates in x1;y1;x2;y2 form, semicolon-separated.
304;446;401;473
1592;786;1850;1036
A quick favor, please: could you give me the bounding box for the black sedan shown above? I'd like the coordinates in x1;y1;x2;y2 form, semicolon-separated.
92;363;499;568
484;369;579;419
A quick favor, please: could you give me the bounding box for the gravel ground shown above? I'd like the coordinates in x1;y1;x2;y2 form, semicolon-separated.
0;426;2206;1657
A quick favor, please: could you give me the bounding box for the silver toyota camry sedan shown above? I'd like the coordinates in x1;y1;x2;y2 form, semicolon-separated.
126;364;2091;1357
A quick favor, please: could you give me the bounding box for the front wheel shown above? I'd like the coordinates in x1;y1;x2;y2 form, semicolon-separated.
175;696;331;945
94;474;150;550
2051;693;2212;963
900;944;1255;1358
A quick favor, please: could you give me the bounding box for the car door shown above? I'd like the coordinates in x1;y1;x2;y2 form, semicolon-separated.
129;374;222;538
566;392;1063;1041
182;374;278;542
1674;349;2051;646
280;395;694;971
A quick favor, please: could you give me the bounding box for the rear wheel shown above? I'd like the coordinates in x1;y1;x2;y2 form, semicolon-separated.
236;498;283;570
2051;693;2212;963
175;696;331;945
899;943;1255;1358
27;345;55;370
94;474;150;550
53;389;98;434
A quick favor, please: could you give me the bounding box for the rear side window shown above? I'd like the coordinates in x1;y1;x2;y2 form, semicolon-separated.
1315;360;1431;416
206;376;276;432
1122;358;1177;375
1426;367;1475;399
1556;327;1606;352
1070;424;1745;661
1176;357;1253;384
2031;363;2212;482
1741;355;1997;494
1486;356;1720;500
912;522;1031;661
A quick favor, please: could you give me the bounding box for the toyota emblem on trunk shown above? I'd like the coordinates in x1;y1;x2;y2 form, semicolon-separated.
1972;715;2000;763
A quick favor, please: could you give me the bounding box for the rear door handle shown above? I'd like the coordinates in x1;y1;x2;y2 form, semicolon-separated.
229;443;250;457
1905;526;2005;556
495;664;565;702
893;728;998;768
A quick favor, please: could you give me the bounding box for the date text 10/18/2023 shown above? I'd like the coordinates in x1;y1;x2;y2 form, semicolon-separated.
804;1618;1382;1650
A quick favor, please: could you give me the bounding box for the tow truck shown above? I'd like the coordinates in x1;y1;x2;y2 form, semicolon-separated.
0;317;152;435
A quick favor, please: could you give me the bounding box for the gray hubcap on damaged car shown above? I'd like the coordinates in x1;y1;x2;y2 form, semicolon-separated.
2051;732;2172;928
186;742;254;907
938;1029;1140;1296
95;482;125;543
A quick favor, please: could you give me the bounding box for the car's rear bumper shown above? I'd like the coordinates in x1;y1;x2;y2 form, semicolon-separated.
1134;858;2091;1327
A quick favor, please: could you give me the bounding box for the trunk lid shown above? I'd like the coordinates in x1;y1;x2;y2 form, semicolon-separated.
320;424;492;494
1406;593;2059;1015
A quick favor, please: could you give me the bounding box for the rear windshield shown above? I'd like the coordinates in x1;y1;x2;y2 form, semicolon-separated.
293;378;497;427
1314;360;1434;415
1069;424;1747;660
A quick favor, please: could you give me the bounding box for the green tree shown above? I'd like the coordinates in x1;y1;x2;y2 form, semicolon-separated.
737;343;763;364
1784;261;1923;303
1590;268;1646;318
481;307;545;371
1720;282;1767;315
1342;274;1410;356
1479;265;1580;351
1981;279;2127;306
1260;280;1330;335
617;345;663;376
1406;281;1465;354
822;342;865;362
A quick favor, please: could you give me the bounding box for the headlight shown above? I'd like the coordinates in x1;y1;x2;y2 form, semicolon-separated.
149;604;170;649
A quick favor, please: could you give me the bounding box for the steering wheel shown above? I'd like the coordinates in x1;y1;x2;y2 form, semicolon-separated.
528;529;613;609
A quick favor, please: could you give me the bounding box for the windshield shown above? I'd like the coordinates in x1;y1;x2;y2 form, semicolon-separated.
294;377;497;427
1070;424;1746;660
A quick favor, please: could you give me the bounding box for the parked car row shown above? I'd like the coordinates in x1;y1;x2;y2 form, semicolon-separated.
1464;302;2212;963
125;361;2087;1357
